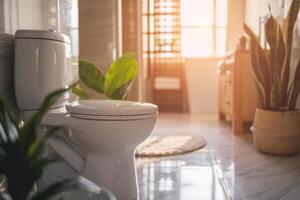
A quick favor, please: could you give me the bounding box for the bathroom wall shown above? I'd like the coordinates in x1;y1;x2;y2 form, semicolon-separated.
185;0;245;114
245;0;283;35
0;0;5;32
79;0;118;74
0;33;18;115
17;0;44;30
0;0;78;113
78;0;123;99
185;58;219;114
122;0;143;101
226;0;245;51
79;0;142;101
0;0;78;70
186;0;300;114
17;0;79;68
0;1;24;115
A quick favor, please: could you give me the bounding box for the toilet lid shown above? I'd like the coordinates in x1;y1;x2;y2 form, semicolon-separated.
15;30;70;44
66;100;158;117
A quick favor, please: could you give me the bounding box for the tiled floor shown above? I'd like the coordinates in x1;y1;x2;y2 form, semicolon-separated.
136;113;300;200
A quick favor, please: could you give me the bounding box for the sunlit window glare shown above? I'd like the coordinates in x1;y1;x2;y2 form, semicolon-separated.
142;0;181;58
181;0;228;58
181;0;213;26
182;28;213;57
142;0;227;59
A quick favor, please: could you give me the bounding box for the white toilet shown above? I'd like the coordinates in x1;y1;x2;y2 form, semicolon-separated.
14;30;158;200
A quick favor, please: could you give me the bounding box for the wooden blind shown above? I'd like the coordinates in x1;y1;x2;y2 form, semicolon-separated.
142;0;189;112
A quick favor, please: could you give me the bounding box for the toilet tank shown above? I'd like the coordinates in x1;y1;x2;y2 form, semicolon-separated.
14;30;75;110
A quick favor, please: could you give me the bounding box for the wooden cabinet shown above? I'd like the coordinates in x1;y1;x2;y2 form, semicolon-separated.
218;50;258;134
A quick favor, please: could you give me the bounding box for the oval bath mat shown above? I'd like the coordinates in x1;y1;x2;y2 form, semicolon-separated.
136;134;206;157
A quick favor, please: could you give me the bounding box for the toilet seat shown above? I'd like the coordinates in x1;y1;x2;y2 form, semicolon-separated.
66;100;158;121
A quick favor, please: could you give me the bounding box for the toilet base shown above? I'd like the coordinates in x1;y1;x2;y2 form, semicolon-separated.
82;150;138;200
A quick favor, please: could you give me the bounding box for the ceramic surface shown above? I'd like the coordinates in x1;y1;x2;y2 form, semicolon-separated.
52;177;116;200
14;30;158;200
137;113;300;200
66;115;157;200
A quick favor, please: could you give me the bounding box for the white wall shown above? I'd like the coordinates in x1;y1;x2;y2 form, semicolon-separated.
79;0;117;74
185;58;219;114
226;0;245;51
79;0;120;99
185;0;299;114
0;0;19;33
245;0;283;34
184;0;247;114
1;0;76;34
18;0;44;30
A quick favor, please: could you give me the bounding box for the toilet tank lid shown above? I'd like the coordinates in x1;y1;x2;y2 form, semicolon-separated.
15;30;70;44
66;100;158;116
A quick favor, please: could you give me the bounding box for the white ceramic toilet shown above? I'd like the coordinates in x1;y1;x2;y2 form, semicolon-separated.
14;30;158;200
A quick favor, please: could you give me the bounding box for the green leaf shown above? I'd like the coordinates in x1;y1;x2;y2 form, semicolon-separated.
77;53;138;100
104;53;138;99
288;58;300;110
30;179;75;200
72;84;89;99
244;23;272;108
27;127;60;160
33;84;77;124
0;85;77;200
19;84;76;152
254;78;268;108
110;80;133;100
270;73;282;110
281;0;300;105
0;99;18;145
265;15;286;75
79;60;105;93
30;155;60;182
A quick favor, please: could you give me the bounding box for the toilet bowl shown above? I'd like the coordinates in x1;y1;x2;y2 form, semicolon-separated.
14;30;158;200
65;100;157;200
38;100;157;200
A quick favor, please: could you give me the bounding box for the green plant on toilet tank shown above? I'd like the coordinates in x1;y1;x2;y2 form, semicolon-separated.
73;53;138;100
244;0;300;155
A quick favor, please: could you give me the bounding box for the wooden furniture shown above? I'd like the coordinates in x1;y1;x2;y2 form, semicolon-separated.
218;50;258;134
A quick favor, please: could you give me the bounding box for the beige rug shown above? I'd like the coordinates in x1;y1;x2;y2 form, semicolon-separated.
136;134;206;157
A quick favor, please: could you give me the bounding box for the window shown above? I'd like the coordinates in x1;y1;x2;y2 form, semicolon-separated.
181;0;227;58
142;0;181;59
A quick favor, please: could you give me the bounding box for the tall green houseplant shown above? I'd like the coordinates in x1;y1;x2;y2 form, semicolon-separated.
244;0;300;111
245;0;300;155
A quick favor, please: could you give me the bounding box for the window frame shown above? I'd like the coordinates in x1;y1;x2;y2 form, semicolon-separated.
180;0;227;58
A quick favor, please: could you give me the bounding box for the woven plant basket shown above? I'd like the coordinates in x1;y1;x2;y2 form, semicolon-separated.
251;109;300;155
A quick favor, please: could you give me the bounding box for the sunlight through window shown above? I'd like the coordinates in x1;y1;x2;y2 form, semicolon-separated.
181;0;228;58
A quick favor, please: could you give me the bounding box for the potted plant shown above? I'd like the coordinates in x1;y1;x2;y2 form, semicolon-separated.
72;53;138;100
0;87;77;200
0;86;117;200
244;0;300;155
